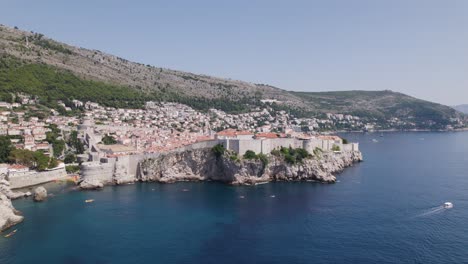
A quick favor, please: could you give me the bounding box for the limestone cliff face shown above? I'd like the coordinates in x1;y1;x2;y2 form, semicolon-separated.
0;174;24;231
139;149;363;185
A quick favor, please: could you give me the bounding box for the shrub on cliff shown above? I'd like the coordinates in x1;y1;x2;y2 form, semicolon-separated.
243;150;257;160
257;153;269;167
332;145;341;152
270;149;281;157
229;154;239;162
295;148;311;162
284;154;296;164
212;144;225;157
313;147;323;159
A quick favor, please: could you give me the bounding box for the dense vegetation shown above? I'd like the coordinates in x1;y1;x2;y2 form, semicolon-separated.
0;136;58;171
68;131;84;154
0;56;149;109
8;149;58;171
0;56;259;114
45;124;65;158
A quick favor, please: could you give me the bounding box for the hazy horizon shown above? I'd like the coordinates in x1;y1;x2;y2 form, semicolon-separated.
1;0;467;105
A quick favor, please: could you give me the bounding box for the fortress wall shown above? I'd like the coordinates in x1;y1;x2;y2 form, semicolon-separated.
78;138;361;185
173;140;221;153
343;143;359;152
9;167;68;189
80;162;114;184
237;139;262;155
303;139;323;153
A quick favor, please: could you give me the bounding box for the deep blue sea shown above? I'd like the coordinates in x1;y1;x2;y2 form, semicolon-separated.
2;132;468;264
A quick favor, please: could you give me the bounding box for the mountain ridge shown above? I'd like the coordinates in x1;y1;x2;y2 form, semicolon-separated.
453;104;468;114
0;24;465;129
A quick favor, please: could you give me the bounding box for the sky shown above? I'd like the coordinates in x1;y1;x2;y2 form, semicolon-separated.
1;0;467;105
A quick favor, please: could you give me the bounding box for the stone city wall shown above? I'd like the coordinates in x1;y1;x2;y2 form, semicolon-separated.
80;138;359;185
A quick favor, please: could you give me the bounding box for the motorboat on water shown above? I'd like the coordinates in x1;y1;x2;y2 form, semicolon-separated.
85;199;94;203
372;139;379;143
443;202;453;209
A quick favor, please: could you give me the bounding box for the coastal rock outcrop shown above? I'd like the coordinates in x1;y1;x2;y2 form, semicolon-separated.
33;186;48;202
139;148;363;185
79;179;104;190
0;173;24;231
0;193;24;231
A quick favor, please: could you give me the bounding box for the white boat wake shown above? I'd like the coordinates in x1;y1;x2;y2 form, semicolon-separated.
414;204;452;218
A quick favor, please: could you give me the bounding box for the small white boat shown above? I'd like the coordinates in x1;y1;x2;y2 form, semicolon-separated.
443;202;453;209
372;139;379;143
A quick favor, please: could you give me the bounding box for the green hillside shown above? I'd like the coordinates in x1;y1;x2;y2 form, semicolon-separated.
293;90;464;129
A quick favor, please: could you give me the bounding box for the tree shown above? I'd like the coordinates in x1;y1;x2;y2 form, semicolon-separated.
33;151;49;171
66;165;80;173
48;157;59;169
68;130;84;154
9;149;35;167
1;93;13;103
9;149;52;171
102;134;117;145
257;153;268;166
52;139;65;158
64;153;76;164
0;136;13;163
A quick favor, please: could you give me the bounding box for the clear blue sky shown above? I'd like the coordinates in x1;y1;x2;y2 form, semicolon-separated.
1;0;467;105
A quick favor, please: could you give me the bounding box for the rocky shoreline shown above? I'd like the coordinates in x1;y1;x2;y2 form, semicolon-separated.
0;174;26;232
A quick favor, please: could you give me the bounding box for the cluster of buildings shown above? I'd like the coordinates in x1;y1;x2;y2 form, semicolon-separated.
0;96;363;188
1;97;365;163
79;100;366;155
0;96;79;154
53;99;363;154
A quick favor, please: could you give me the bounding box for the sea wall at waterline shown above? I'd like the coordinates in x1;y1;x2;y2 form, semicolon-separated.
8;167;68;189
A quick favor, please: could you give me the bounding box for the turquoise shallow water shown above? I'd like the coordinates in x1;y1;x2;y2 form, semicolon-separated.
2;132;468;263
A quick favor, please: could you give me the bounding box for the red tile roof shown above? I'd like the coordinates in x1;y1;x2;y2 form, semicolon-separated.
317;135;342;141
8;164;29;170
217;129;253;137
255;132;284;139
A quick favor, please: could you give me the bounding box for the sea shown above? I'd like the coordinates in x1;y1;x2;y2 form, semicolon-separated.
1;131;468;264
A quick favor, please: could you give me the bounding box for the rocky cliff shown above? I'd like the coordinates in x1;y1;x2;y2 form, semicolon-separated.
0;174;25;231
139;149;363;185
